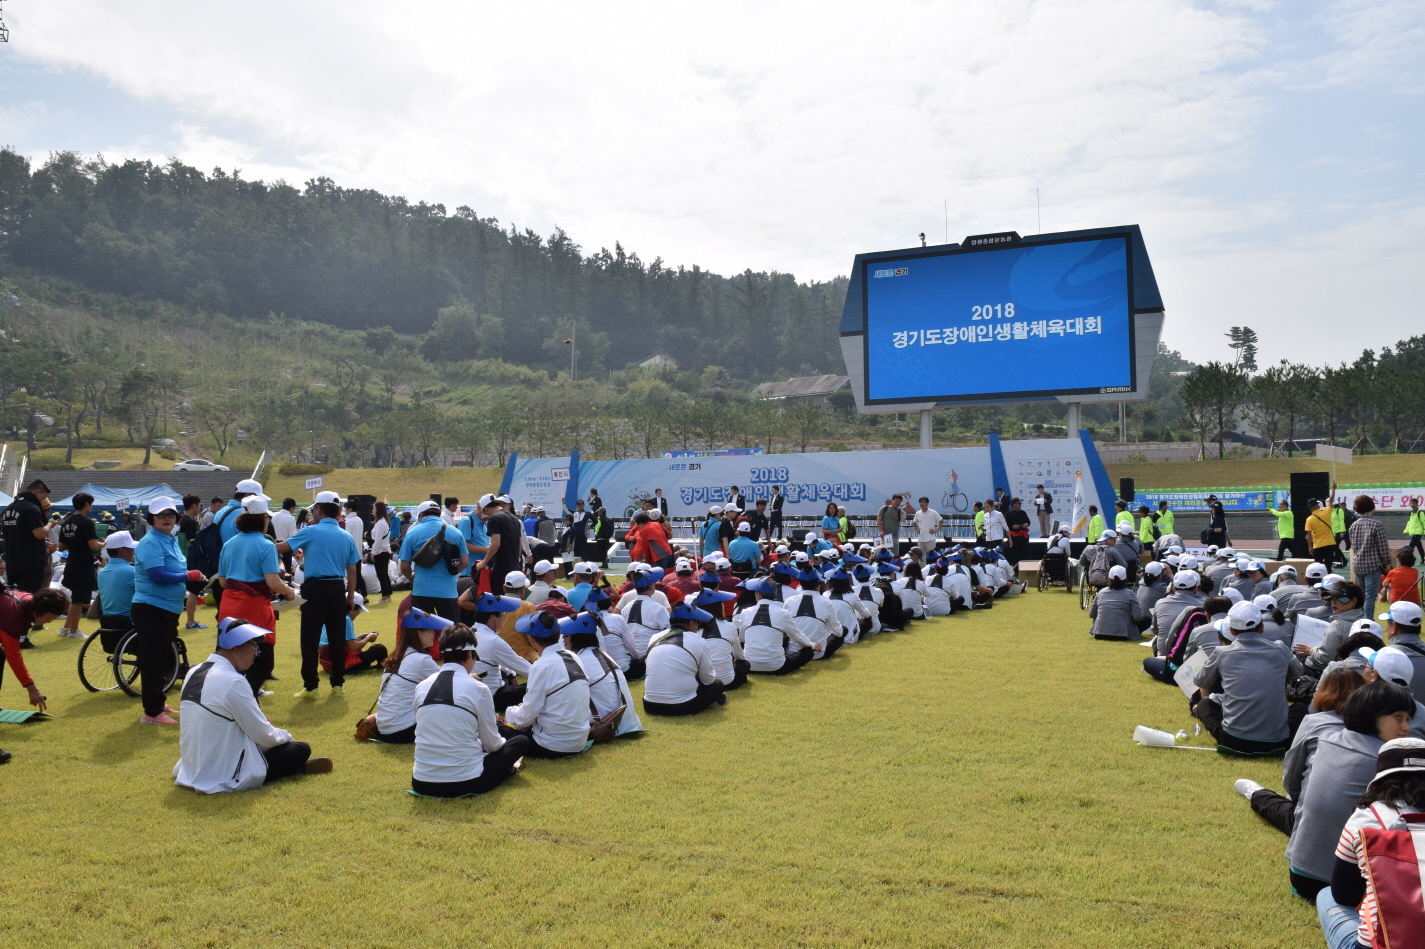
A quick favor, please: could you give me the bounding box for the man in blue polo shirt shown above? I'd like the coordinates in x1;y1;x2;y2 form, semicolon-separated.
459;497;491;587
399;499;468;622
97;530;138;632
277;490;360;698
727;521;761;574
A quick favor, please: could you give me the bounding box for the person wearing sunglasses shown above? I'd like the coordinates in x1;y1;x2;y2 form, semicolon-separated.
1298;581;1366;674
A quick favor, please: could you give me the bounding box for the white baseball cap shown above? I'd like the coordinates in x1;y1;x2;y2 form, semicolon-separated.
236;478;265;496
1227;600;1262;632
103;530;137;549
241;496;270;515
675;558;693;572
1246;560;1265;573
1116;524;1134;535
148;496;178;515
314;490;344;505
1223;588;1244;605
1362;646;1415;687
496;495;513;505
776;545;790;554
572;562;596;576
716;558;731;570
708;505;723;515
1144;561;1164;577
532;560;556;575
649;509;661;520
479;494;498;509
416;500;440;515
1351;618;1384;638
350;591;369;612
1305;562;1328;579
1253;594;1277;611
1220;547;1236;558
1380;602;1424;627
736;522;751;532
503;572;530;589
701;553;719;564
1108;565;1127;581
1099;530;1117;542
1172;570;1199;588
805;531;818;543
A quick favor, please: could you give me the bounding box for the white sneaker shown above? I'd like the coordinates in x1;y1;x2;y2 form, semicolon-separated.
1234;779;1264;799
258;689;275;697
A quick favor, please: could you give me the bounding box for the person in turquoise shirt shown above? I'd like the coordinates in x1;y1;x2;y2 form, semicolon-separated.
131;496;203;725
96;530;138;630
278;491;361;696
728;523;762;567
318;593;387;673
459;506;490;579
397;500;468;620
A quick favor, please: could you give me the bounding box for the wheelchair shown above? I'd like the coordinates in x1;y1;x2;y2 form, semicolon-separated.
78;625;190;696
1036;551;1074;593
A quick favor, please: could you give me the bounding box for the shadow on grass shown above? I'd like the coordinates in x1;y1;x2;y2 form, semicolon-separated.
90;719;178;765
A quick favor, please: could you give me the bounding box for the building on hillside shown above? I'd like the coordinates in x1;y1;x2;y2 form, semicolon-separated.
752;374;850;407
639;351;679;369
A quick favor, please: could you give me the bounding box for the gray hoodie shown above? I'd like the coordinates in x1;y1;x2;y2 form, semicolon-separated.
1137;578;1169;616
1284;728;1384;880
1195;631;1301;742
1388;629;1425;688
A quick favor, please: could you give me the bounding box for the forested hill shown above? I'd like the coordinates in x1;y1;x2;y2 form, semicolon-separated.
0;150;847;381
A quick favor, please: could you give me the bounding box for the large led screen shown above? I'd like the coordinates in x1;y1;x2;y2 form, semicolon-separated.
862;234;1135;404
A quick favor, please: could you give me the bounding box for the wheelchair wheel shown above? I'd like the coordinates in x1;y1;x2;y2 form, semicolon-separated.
1080;580;1095;611
113;630;143;697
1037;567;1048;592
78;631;122;692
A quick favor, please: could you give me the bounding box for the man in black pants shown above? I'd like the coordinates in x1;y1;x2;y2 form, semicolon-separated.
277;491;360;697
474;494;525;598
1;480;53;627
57;493;102;638
769;486;784;539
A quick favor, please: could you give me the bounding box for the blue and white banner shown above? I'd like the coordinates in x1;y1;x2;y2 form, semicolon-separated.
506;438;1110;519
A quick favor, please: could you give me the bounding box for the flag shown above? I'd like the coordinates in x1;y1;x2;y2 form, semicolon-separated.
1070;469;1088;537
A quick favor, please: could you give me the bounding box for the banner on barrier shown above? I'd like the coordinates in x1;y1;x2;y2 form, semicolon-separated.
505;439;1112;518
1134;486;1425;513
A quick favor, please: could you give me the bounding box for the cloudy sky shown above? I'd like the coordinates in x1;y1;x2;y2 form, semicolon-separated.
1;0;1422;364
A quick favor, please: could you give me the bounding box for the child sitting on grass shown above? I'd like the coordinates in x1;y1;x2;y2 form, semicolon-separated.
1381;549;1420;606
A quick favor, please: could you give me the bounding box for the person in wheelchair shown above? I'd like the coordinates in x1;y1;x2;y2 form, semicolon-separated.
1041;528;1072;584
96;530;138;641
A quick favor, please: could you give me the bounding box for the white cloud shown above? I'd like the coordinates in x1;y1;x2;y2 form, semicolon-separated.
5;0;1424;363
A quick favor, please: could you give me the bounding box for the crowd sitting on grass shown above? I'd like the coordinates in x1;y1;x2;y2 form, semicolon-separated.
0;476;1029;799
1083;506;1425;947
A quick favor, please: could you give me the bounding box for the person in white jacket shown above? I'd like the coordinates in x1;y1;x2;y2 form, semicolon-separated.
559;610;643;737
736;577;818;674
643;602;728;715
363;606;449;743
501;618;593;757
466;592;531;711
619;567;670;657
174;619;332;793
691;588;750;688
850;563;884;636
784;569;846;660
824;567;874;643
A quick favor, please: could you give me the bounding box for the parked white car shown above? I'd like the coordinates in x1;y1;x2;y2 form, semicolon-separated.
173;459;230;472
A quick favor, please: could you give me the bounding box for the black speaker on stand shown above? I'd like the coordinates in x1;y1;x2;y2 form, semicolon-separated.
1290;472;1330;558
1119;478;1135;504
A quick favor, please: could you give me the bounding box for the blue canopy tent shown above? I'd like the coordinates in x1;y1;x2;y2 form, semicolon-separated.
50;483;183;512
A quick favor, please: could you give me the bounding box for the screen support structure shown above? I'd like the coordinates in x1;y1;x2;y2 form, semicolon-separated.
919;409;932;449
1065;402;1081;436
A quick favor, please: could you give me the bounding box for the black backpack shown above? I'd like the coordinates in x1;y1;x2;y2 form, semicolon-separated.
413;523;463;574
844;520;857;540
187;505;236;577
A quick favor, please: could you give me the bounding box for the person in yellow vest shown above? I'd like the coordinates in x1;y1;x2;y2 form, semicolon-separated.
1086;505;1105;542
1265;498;1295;561
1151;500;1175;541
1331;491;1349;568
1305;498;1337;568
1114;500;1134;531
973;502;986;543
1136;505;1155;540
1406;496;1425;561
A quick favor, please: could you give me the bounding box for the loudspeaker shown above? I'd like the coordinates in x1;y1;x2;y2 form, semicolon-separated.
1290;472;1331;552
347;494;378;537
429;493;442;507
1119;478;1135;504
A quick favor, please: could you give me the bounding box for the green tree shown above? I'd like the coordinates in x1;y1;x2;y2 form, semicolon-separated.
1180;362;1248;459
193;396;245;459
784;399;827;453
484;399;524;467
117;367;164;465
420;304;505;363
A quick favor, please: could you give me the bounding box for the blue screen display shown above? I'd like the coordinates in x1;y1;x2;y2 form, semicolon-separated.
862;235;1134;403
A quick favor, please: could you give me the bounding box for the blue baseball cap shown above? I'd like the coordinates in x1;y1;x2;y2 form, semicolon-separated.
695;588;736;606
471;593;522;613
771;561;798;578
670;602;714;623
216;616;268;649
648;567;666;584
403;607;456;631
743;577;776;594
557;613;600;637
515;610;562;636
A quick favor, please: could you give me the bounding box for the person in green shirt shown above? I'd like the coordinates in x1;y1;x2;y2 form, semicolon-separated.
1266;498;1295;561
1406;497;1425;561
1114;500;1134;530
1136;505;1155;540
973;501;986;542
1151;501;1175;541
1086;505;1104;542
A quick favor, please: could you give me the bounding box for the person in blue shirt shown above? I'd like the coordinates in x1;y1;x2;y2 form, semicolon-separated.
96;530;139;633
727;522;762;571
206;477;268;616
217;496;296;698
278;490;361;698
459;504;491;581
397;499;468;622
821;502;843;542
132;497;206;725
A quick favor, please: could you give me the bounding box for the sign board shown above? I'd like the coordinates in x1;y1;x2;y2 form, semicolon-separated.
1173;649;1209;699
1315;444;1353;465
304;476;324;490
549;468;570;482
114;497;129;509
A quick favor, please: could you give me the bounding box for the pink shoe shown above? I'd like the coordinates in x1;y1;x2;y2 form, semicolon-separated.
140;712;179;725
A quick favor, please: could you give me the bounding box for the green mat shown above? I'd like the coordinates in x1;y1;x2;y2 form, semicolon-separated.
0;709;52;724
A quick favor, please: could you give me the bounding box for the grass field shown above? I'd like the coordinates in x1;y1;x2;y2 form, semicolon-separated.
0;587;1324;947
259;466;504;506
1108;454;1425;490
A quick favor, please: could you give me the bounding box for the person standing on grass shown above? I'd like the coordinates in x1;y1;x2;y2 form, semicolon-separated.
912;497;943;552
179;495;209;631
397;500;468;622
278;490;360;699
56;493;103;639
132;497;206;725
473;494;524;596
217;496;296;699
1405;497;1425;562
173;619;333;794
1347;495;1391;621
272;498;298;574
876;495;903;552
0;585;68;759
458;499;491;597
368;501;393;603
1267;498;1297;561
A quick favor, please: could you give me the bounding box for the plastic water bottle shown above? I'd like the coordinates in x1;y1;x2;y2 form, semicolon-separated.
1193;724;1202;736
1175;730;1189;744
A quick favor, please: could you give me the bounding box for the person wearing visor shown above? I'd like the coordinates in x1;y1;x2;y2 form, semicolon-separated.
735;577;817;675
96;531;139;634
588;591;643;680
619;567;670;659
642;602;728;716
463;593;530;711
411;625;529;798
1193;601;1304;755
360;607;449;744
173;618;332;793
1300;581;1367;675
279;490;362;698
559;610;642;738
500;607;592;756
691;587;749;689
133;496;207;725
